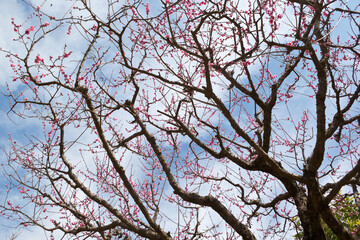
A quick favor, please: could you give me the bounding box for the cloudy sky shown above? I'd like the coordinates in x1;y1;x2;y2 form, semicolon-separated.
0;0;358;239
0;1;80;239
0;1;167;239
0;1;29;238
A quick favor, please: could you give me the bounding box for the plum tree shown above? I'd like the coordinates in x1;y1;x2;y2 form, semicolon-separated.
1;0;360;239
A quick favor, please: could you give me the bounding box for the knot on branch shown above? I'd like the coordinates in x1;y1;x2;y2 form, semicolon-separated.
334;113;345;142
124;99;132;106
202;86;212;99
76;85;88;95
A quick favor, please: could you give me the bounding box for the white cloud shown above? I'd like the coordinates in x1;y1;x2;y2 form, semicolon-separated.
1;1;358;239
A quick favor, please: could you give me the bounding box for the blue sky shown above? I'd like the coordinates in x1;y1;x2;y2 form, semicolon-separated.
0;1;75;239
0;1;167;239
0;1;30;237
0;0;359;239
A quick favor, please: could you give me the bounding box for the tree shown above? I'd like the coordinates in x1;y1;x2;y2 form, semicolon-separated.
1;0;360;239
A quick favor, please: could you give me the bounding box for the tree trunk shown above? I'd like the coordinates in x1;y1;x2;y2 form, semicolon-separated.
293;188;327;240
302;203;327;240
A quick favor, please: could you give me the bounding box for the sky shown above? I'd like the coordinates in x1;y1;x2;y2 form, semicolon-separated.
0;1;79;239
0;0;359;239
0;1;30;238
0;1;166;239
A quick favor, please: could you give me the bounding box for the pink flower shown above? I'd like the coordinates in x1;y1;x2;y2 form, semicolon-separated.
25;26;35;35
41;22;50;27
35;55;44;64
63;51;72;58
146;2;150;15
131;7;136;16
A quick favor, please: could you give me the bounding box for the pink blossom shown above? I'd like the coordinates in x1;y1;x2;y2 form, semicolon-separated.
41;22;50;27
25;26;35;35
34;55;44;64
63;51;72;58
146;2;150;15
